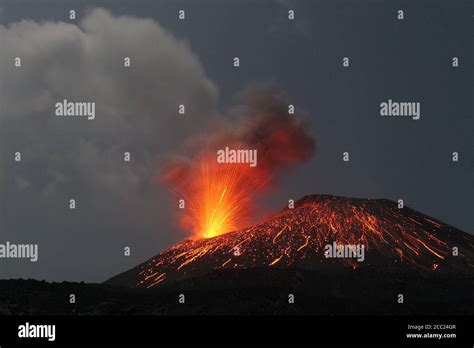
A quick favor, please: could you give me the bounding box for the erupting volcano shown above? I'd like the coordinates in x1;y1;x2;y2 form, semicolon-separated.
103;92;474;315
107;194;474;289
108;91;474;292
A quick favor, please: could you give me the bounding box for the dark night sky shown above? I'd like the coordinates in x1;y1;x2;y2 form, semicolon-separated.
0;0;472;282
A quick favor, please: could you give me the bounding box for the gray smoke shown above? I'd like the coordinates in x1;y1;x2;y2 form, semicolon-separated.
0;8;218;282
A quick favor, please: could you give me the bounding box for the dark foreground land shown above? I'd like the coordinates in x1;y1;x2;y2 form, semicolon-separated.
0;267;472;315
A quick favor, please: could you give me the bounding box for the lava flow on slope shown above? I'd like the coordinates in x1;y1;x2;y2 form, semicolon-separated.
106;195;474;289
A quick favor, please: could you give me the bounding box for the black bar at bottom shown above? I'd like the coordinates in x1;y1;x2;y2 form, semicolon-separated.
0;315;472;345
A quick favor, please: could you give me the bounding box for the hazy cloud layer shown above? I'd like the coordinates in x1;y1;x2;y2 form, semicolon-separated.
0;9;218;282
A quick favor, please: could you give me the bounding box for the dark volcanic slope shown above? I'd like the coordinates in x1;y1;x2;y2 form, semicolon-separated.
105;194;474;288
2;267;473;315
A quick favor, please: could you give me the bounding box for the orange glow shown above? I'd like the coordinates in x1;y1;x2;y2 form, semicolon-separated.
184;156;270;238
158;101;314;239
195;159;262;238
135;195;473;289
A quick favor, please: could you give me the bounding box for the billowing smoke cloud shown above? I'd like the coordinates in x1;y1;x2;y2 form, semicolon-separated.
159;88;315;238
227;89;315;174
0;9;218;281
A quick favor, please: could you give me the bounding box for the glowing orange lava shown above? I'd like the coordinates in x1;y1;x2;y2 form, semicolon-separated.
183;153;269;238
159;95;314;239
134;195;474;289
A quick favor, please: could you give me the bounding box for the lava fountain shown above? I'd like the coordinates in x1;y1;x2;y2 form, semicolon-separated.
159;92;315;239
